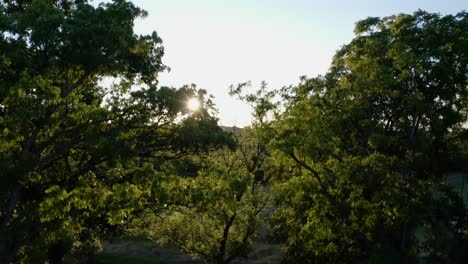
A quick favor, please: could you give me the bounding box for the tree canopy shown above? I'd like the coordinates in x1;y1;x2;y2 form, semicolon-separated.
233;10;467;263
0;0;232;262
1;2;467;263
130;128;269;264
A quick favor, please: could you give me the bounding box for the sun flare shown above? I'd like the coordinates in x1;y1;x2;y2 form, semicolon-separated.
187;97;200;112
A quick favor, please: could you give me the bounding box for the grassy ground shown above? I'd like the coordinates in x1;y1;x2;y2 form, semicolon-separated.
96;254;165;264
96;238;282;264
448;171;468;206
96;239;193;264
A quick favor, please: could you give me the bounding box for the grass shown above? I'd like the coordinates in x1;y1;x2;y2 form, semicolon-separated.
448;171;468;206
95;238;282;264
96;239;194;264
96;254;160;264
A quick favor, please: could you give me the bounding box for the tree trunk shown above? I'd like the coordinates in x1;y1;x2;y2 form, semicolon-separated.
216;214;236;264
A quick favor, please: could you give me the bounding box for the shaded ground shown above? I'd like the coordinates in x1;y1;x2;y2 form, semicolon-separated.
448;171;468;206
97;239;282;264
97;240;193;264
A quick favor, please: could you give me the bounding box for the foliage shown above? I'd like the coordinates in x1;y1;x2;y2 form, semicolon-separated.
2;1;467;263
233;10;468;263
0;0;232;262
130;128;269;264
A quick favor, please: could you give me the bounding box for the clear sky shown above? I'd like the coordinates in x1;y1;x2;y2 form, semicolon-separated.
130;0;466;127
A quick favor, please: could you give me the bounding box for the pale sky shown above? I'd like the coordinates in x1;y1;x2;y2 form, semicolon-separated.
130;0;466;127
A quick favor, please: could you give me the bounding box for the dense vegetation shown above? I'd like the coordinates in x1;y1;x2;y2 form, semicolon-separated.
1;1;466;263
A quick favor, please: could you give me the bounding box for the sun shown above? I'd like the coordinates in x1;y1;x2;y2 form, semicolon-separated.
187;97;200;112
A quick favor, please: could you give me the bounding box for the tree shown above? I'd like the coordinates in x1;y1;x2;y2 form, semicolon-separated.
0;0;231;262
233;10;467;263
131;128;269;264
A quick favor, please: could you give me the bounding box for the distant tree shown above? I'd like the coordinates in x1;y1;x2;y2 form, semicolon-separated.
131;128;269;264
0;0;231;262
233;10;467;263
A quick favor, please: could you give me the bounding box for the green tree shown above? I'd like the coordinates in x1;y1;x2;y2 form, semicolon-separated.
0;0;231;262
131;128;269;264
233;10;467;263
